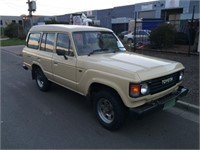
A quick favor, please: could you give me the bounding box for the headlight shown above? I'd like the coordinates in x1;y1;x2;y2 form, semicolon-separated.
141;83;149;95
129;83;149;98
179;71;184;81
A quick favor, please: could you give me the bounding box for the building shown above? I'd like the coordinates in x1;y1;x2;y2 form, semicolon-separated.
0;16;23;28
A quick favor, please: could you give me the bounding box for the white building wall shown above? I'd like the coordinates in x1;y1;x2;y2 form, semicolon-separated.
0;16;23;28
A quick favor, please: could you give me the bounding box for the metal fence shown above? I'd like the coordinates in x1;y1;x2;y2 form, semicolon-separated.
126;19;199;55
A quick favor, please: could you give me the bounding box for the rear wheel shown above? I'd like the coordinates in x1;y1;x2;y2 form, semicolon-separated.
35;68;51;91
128;39;133;44
93;90;128;130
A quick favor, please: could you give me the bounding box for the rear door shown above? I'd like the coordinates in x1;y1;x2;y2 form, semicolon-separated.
37;32;55;80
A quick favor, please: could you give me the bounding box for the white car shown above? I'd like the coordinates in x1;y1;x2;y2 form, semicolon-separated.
124;29;151;45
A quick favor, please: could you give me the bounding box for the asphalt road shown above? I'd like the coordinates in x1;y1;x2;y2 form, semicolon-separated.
1;46;199;149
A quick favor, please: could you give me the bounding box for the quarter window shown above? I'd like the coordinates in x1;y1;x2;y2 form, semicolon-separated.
27;33;41;49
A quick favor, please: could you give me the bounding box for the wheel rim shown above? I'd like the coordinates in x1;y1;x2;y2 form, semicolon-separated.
36;73;44;88
128;39;132;44
97;98;114;124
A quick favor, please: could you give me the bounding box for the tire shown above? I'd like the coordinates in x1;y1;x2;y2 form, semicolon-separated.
128;39;133;44
35;68;51;92
93;90;128;130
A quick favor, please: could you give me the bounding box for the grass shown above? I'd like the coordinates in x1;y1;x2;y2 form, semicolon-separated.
0;38;26;46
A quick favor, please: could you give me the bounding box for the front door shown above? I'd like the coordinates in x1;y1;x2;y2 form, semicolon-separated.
52;33;77;91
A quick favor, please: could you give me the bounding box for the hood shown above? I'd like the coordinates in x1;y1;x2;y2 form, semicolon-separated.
78;52;184;81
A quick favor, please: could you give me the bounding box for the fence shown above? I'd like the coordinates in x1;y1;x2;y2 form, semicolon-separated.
127;19;199;55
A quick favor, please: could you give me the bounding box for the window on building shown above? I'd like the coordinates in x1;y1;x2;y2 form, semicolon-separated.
18;20;22;25
56;33;73;56
40;33;55;52
27;33;41;49
0;20;3;25
12;20;16;23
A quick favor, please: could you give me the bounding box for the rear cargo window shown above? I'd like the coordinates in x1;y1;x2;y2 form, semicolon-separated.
27;33;41;49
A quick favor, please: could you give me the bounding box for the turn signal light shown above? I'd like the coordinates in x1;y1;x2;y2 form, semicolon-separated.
130;85;140;97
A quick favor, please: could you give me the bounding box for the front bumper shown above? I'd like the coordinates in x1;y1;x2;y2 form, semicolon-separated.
22;64;29;70
132;86;189;115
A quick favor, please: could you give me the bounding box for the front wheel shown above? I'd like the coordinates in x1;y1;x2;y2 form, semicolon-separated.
93;90;128;130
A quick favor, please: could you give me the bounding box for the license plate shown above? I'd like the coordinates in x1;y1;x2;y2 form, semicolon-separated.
163;99;176;110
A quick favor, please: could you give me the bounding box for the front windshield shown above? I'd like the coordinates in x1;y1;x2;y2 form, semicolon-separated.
73;31;126;56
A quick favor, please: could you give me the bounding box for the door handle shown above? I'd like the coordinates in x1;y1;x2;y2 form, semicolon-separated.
54;61;58;65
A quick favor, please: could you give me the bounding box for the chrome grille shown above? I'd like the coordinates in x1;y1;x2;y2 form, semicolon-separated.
148;72;180;95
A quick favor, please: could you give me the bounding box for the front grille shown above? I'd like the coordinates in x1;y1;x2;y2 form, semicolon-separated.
148;72;180;95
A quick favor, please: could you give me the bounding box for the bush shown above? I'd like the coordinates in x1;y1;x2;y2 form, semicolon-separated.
149;23;176;49
4;23;25;39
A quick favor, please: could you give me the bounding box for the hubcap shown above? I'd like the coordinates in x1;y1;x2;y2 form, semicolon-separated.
36;73;44;88
97;98;114;124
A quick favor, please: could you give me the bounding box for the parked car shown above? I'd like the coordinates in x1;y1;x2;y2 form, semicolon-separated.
22;25;188;130
118;31;128;40
124;29;151;45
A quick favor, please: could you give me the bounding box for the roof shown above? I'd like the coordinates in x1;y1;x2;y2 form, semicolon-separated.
29;24;112;33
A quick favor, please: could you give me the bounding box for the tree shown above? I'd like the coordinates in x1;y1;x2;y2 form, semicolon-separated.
4;23;25;39
149;23;176;49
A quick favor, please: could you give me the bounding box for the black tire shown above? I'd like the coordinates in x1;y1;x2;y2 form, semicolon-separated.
93;90;128;131
34;68;51;92
128;39;133;44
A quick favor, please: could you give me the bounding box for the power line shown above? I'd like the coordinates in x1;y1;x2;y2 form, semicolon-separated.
0;0;25;15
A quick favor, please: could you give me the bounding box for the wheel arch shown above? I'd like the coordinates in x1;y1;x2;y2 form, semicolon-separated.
88;82;126;107
31;63;42;80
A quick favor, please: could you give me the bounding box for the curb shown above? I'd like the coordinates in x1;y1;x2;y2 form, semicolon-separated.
176;100;200;114
133;48;199;56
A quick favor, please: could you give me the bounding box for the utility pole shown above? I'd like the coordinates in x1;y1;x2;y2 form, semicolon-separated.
26;0;32;17
27;0;32;17
26;0;36;27
26;0;32;27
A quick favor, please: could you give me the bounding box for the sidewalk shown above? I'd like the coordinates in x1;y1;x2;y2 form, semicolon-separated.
0;37;9;41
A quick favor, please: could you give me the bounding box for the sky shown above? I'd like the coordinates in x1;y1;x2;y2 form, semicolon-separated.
0;0;155;16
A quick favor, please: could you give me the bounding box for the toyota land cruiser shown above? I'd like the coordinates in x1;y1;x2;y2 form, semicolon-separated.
22;25;188;130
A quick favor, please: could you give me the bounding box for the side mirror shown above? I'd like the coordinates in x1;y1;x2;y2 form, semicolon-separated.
56;49;65;56
56;49;68;60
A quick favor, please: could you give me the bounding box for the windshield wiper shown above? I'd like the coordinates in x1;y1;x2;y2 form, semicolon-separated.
88;48;109;56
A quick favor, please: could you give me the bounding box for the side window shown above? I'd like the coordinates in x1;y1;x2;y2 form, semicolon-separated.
56;33;73;56
40;33;55;52
40;33;47;51
27;33;41;49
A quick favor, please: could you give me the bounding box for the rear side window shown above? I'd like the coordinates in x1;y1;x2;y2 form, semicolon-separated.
40;33;55;52
27;33;41;49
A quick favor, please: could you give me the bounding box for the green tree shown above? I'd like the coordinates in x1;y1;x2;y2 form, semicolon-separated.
149;23;176;49
4;23;25;39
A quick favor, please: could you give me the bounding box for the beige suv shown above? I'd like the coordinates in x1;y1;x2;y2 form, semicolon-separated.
22;25;188;130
